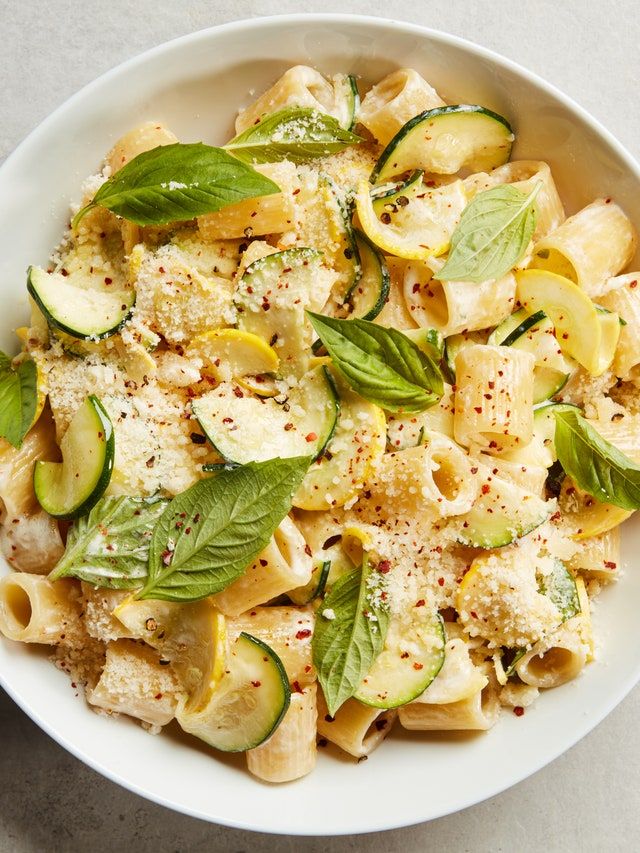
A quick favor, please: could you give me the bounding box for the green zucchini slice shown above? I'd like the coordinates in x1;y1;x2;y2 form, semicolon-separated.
371;105;513;182
356;613;445;709
345;229;390;320
192;365;339;464
333;73;360;130
176;632;290;752
489;308;573;403
456;465;551;548
34;395;114;519
27;266;134;341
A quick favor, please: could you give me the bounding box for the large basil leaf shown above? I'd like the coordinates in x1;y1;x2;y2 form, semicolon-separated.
312;560;390;716
224;108;363;165
139;456;310;602
0;351;38;448
307;312;443;413
436;183;540;283
73;143;280;227
49;496;169;588
554;409;640;510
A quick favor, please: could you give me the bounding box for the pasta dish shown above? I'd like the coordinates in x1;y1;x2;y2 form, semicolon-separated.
0;64;638;783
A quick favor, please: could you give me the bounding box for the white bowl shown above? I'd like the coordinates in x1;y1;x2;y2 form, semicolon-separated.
1;13;639;836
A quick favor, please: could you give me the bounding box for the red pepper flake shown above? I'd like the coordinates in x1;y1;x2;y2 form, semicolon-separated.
304;664;312;673
378;560;391;574
304;544;312;557
470;466;478;475
488;381;495;389
474;406;483;414
604;561;617;570
415;599;425;607
305;432;318;443
437;577;445;587
481;484;491;495
400;652;409;659
513;706;525;717
284;422;294;431
251;680;261;687
296;629;312;640
259;559;268;567
470;610;478;619
222;417;233;424
413;662;424;670
489;440;498;449
233;387;244;398
154;693;163;700
161;549;173;566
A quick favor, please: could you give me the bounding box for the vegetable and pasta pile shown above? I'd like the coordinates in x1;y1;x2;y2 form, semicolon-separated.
0;64;638;783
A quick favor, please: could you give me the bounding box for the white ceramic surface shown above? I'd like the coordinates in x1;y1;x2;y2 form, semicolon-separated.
1;14;639;837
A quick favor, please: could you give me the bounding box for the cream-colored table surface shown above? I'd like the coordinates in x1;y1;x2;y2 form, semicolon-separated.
0;2;638;851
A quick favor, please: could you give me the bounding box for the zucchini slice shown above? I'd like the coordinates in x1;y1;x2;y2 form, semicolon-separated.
234;248;332;373
355;177;467;260
293;371;386;511
455;464;551;548
345;229;390;320
27;266;134;341
443;331;484;382
332;73;360;131
34;395;114;520
558;478;632;539
488;308;573;403
371;105;514;182
355;612;445;709
318;174;361;300
176;632;290;752
192;365;339;464
288;559;331;605
188;328;279;394
534;402;581;465
370;169;424;215
113;598;226;713
515;270;614;376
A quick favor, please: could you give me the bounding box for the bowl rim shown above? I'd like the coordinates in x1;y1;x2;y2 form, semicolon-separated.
2;13;640;836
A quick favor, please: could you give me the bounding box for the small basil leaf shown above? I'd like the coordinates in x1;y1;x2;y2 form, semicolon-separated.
73;143;280;227
139;456;310;602
307;312;443;413
312;559;390;716
0;351;38;448
224;108;363;165
49;496;169;588
436;183;541;283
554;409;640;510
538;560;580;622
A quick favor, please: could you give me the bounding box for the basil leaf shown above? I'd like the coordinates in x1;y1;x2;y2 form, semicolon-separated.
224;108;363;165
312;559;389;716
49;496;169;588
73;143;280;227
554;409;640;510
307;312;443;413
538;560;580;622
0;351;38;448
436;183;541;283
139;456;310;602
